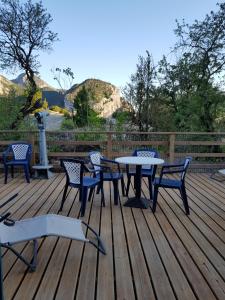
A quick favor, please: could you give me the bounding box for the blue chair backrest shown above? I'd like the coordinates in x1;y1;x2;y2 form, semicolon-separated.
62;159;84;185
133;149;159;169
10;143;32;161
89;151;103;172
181;157;192;181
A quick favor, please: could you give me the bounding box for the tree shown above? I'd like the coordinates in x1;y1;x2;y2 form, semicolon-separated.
51;67;75;93
0;0;58;127
123;51;158;131
171;2;225;131
73;86;104;128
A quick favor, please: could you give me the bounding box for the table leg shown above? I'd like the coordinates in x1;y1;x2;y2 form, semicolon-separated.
124;165;150;209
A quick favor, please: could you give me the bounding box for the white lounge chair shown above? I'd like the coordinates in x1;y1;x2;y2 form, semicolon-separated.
210;169;225;182
0;195;106;299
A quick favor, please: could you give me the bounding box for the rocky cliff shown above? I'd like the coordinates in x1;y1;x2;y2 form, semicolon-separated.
66;79;122;118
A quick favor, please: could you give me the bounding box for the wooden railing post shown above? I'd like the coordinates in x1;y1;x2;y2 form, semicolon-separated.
169;133;175;163
107;132;112;159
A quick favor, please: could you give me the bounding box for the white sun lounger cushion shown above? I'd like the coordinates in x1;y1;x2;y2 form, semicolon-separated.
218;169;225;175
0;214;88;245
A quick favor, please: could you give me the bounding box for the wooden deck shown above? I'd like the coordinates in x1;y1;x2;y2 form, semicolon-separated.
1;172;225;300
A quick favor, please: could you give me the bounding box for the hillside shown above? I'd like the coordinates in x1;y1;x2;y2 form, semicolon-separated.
12;73;56;91
66;79;122;118
0;74;123;118
0;75;21;95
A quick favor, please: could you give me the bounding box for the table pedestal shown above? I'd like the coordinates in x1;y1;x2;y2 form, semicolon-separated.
123;165;150;209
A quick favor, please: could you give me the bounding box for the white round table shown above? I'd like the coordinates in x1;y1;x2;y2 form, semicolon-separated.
115;156;164;208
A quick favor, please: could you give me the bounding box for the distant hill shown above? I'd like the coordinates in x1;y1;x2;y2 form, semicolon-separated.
66;79;122;118
0;75;22;95
0;74;123;118
12;73;56;91
66;79;114;101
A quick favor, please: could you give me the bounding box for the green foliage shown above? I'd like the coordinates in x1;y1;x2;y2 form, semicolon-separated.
0;0;58;126
0;93;25;129
50;105;69;115
123;51;159;131
73;86;104;128
61;118;75;130
123;3;225;132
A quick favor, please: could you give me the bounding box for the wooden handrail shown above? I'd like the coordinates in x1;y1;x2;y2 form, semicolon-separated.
0;131;224;170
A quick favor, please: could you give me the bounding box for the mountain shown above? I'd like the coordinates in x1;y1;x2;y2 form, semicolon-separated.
0;73;123;118
12;73;56;91
0;75;21;95
66;79;122;118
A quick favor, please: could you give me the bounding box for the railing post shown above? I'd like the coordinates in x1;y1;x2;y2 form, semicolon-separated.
107;132;112;159
169;133;175;163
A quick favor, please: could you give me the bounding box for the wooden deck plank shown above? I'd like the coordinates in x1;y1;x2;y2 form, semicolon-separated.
132;209;176;300
1;173;225;300
142;209;197;300
75;194;101;299
54;194;92;300
111;191;136;299
158;188;225;300
122;205;156;300
96;183;115;300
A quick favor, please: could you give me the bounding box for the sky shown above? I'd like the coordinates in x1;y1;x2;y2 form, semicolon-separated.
4;0;224;89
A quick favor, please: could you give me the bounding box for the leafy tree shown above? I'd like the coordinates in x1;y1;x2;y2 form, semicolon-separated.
0;92;25;129
170;2;225;131
0;0;58;127
73;86;104;128
123;51;160;131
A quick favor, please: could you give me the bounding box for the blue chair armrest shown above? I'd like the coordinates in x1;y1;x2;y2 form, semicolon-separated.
101;158;122;173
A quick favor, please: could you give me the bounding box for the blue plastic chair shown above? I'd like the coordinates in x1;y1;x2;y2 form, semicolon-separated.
60;159;104;217
3;143;32;184
152;157;192;215
126;149;159;198
89;151;125;205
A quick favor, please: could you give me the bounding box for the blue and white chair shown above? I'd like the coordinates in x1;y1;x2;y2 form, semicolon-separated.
126;148;159;199
89;151;125;205
60;159;104;217
3;143;32;184
152;157;192;215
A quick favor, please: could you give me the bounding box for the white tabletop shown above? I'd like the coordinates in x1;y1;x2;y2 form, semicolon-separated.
115;156;164;165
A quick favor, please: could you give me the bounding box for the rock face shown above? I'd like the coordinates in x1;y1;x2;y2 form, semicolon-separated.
93;86;121;118
0;75;18;95
66;79;122;118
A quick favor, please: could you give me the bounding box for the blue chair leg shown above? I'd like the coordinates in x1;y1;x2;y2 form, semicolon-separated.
11;165;14;178
80;187;88;217
96;184;101;194
60;183;69;211
152;186;159;213
148;177;153;199
121;176;126;196
88;187;95;202
113;180;119;205
126;175;131;196
4;165;8;184
24;165;30;183
180;185;190;215
100;182;105;206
